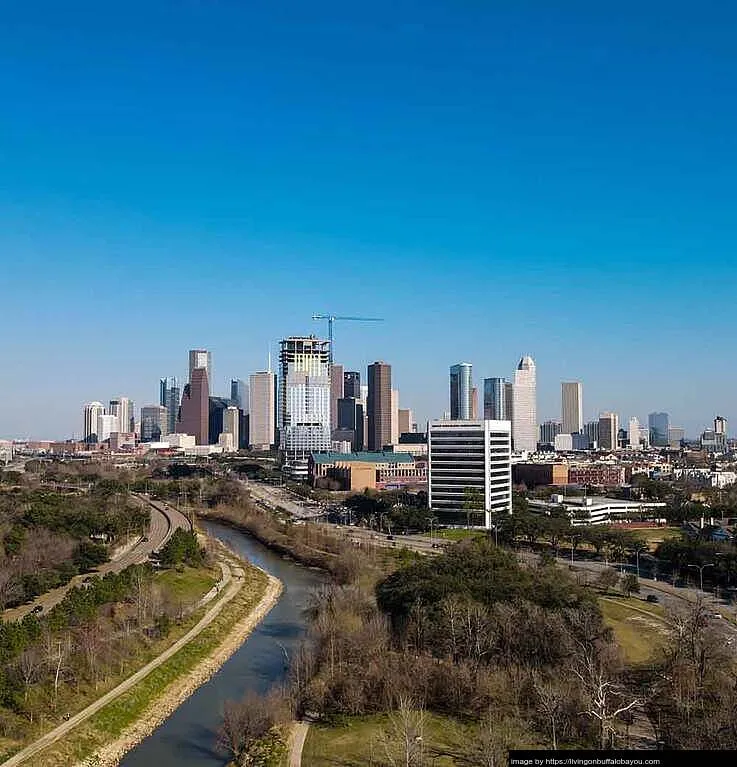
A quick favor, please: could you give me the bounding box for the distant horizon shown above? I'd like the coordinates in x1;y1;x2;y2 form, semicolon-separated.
2;4;736;440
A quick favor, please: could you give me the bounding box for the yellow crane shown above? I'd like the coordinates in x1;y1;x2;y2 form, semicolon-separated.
311;313;384;364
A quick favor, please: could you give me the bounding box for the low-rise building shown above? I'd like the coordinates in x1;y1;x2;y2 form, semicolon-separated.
309;451;424;492
512;462;569;488
568;464;626;486
529;494;667;526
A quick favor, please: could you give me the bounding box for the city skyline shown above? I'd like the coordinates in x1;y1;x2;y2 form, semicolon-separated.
2;5;737;439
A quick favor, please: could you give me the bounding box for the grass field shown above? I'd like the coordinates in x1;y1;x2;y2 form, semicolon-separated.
429;529;486;542
28;562;267;767
156;565;218;602
302;713;465;767
599;597;668;665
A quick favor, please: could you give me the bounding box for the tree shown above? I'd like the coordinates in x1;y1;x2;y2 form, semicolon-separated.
620;574;640;598
532;673;566;750
595;568;620;595
380;696;427;767
463;488;485;528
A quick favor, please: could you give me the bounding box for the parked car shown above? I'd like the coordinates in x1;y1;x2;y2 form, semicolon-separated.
646;594;659;603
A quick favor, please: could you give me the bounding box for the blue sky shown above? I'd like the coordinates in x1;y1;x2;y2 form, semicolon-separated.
1;1;735;439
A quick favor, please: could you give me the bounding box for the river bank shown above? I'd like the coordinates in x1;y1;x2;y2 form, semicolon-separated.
74;567;282;767
5;535;281;767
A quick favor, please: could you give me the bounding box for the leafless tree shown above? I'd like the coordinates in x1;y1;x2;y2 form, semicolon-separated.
380;696;426;767
532;672;566;750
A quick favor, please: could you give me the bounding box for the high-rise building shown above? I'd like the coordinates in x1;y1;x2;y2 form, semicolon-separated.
539;420;561;445
189;349;212;385
177;367;210;444
208;397;232;444
222;406;240;452
668;427;685;449
483;378;507;420
449;363;473;420
598;412;619;451
471;387;478;419
715;415;728;436
561;382;583;435
97;413;119;443
628;417;642;449
230;379;248;411
108;398;132;436
398;408;413;435
367;361;392;451
584;420;600;448
141;405;167;442
330;363;344;432
504;382;514;426
279;337;331;469
428;419;512;527
343;371;361;399
337;397;364;451
512;356;537;452
648;412;670;447
249;371;277;450
159;377;180;436
391;389;399;445
83;402;105;443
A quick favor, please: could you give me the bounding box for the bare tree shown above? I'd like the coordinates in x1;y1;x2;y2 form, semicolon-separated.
380;696;426;767
572;640;640;749
532;673;565;750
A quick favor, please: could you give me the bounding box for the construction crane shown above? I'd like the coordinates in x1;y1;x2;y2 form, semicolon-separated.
312;314;384;364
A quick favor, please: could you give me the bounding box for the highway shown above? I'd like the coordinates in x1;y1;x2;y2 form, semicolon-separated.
2;493;191;622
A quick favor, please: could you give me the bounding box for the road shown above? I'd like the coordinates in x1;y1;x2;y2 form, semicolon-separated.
2;494;191;622
242;480;325;520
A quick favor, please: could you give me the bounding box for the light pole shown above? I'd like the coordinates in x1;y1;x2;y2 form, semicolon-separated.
688;562;715;593
426;516;437;545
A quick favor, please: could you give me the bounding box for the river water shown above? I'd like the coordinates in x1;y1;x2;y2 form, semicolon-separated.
121;520;324;767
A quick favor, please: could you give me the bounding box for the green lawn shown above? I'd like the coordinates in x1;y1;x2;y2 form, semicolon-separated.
156;565;218;602
599;597;667;666
302;713;465;767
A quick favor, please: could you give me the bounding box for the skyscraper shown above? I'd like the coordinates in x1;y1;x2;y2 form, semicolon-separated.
208;396;232;445
449;363;473;420
598;412;619;451
470;387;478;419
330;363;344;432
343;371;361;399
177;367;210;444
141;405;167;442
648;412;670;447
96;413;119;442
279;337;331;469
159;377;180;436
539;421;561;445
189;349;212;385
83;402;105;443
367;361;392;450
221;406;240;452
337;396;364;451
483;378;507;420
504;382;514;426
561;382;583;435
628;417;642;449
249;371;277;450
230;379;248;411
391;388;399;444
108;397;132;435
512;356;537;452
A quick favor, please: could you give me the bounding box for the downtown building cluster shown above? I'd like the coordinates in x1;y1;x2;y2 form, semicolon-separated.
18;339;722;531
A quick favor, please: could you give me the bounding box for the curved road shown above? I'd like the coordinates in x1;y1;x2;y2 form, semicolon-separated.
2;494;191;622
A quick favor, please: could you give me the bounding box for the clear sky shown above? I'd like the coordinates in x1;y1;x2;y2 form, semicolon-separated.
1;1;735;440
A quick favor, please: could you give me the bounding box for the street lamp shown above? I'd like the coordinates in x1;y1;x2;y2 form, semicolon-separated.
688;562;715;593
426;516;437;545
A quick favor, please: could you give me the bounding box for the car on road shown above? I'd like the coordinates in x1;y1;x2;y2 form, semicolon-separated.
31;605;43;614
645;594;660;603
386;534;394;540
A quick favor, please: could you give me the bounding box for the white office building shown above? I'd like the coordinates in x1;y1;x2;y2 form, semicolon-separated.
427;419;512;528
83;401;105;443
561;382;583;435
109;397;132;435
279;337;331;474
97;413;119;443
628;417;642;449
512;356;537;452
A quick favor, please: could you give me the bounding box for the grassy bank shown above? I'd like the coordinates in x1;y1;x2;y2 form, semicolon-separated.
24;561;268;767
599;596;667;665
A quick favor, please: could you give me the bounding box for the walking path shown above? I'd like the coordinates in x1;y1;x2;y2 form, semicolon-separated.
2;554;282;767
288;721;310;767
